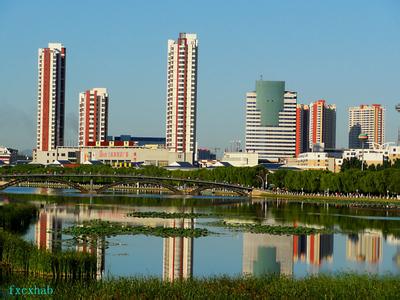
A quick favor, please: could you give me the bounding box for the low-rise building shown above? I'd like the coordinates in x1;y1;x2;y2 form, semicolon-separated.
0;147;18;165
343;145;400;166
221;152;259;167
33;146;193;167
285;152;342;173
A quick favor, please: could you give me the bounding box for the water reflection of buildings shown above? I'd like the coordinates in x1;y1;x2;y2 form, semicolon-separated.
243;233;293;276
77;236;106;280
346;232;382;263
293;234;334;265
35;209;62;252
163;219;194;281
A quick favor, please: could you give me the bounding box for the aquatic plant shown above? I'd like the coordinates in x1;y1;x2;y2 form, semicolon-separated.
127;211;209;219
210;220;332;235
63;220;210;238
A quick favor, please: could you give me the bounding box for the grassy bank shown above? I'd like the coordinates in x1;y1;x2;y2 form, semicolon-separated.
0;231;97;279
1;274;400;299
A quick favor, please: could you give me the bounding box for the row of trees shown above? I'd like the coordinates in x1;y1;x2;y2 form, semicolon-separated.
269;168;400;195
0;164;265;187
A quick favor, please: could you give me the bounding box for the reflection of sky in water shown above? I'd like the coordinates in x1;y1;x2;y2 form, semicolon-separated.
9;188;400;278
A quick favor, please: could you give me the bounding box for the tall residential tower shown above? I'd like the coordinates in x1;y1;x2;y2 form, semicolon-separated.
36;43;66;151
78;88;109;147
309;100;336;151
245;80;297;162
165;33;198;154
348;104;385;149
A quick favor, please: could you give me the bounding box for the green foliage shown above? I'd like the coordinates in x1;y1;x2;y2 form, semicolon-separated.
0;165;266;187
3;273;400;299
127;211;209;219
0;231;96;279
211;220;331;235
269;168;400;195
0;203;37;234
63;220;210;238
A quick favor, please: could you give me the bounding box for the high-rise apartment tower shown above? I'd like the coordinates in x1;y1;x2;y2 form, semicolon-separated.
36;43;66;151
165;33;198;154
309;100;336;151
348;104;385;149
78;88;109;147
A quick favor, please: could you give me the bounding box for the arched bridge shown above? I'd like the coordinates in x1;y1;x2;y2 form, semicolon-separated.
0;174;253;196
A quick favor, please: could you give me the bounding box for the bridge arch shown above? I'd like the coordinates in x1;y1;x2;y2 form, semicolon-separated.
0;177;90;193
189;184;250;197
95;179;183;194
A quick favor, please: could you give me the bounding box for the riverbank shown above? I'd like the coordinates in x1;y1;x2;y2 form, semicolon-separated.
2;274;400;299
252;189;400;205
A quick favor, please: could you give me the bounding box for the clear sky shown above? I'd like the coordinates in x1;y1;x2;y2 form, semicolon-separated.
0;0;399;153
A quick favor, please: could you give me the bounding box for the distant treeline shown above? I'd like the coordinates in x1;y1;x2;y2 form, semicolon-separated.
269;168;400;195
0;164;265;187
1;159;399;195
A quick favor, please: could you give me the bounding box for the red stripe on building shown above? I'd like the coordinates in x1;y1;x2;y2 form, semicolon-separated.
312;103;318;144
182;38;188;153
309;235;315;264
93;90;98;143
39;212;47;249
41;49;51;151
293;235;298;258
85;91;90;146
175;41;180;152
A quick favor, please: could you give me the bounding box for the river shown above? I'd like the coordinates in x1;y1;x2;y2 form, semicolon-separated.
2;187;400;280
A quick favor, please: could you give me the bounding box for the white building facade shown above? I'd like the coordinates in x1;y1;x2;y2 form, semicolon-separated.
165;33;198;154
245;80;297;162
79;88;109;147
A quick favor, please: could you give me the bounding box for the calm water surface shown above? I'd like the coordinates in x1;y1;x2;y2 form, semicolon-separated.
2;187;400;280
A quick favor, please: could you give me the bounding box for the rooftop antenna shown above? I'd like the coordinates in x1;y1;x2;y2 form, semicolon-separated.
260;74;263;81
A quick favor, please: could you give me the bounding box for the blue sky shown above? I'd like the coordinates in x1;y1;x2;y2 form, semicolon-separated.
0;0;399;153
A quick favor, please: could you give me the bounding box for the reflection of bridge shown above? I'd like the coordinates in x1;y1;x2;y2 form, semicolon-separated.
0;174;252;196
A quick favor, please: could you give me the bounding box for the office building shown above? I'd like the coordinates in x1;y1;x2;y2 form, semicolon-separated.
79;88;109;147
165;33;198;154
348;104;385;149
309;100;336;150
295;104;310;156
36;43;66;151
245;80;297;162
108;135;165;147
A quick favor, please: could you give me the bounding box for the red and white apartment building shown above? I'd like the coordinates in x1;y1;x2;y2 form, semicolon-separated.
165;33;198;155
78;88;109;147
36;43;66;151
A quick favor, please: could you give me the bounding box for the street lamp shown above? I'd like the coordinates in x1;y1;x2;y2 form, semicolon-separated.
256;175;264;190
358;133;368;171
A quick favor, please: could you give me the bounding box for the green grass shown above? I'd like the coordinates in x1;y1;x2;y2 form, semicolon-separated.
0;231;97;279
2;274;400;299
210;220;331;235
62;220;210;238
